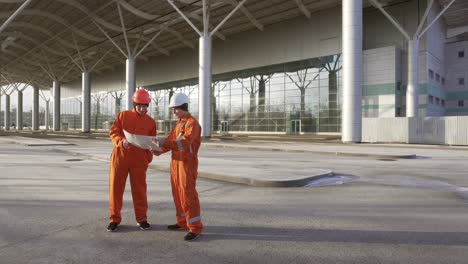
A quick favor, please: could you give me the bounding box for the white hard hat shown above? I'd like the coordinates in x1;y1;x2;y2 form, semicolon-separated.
169;93;189;108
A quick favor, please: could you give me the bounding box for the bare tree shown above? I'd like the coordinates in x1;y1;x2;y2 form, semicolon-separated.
109;91;125;116
39;90;51;130
286;68;321;114
254;74;272;115
150;90;165;119
236;77;258;131
92;92;107;130
211;81;227;131
322;54;342;120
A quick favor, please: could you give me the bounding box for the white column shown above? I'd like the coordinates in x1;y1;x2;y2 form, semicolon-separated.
32;86;39;130
199;35;212;137
53;80;61;131
342;0;363;143
126;56;135;110
406;39;419;117
45;101;50;130
17;90;23;130
82;71;91;132
0;94;2;129
5;95;10;130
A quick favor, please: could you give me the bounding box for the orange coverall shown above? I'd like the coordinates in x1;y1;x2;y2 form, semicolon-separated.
157;114;203;234
109;109;156;223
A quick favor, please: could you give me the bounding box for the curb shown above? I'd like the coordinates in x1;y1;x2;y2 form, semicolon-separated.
149;164;334;187
51;148;334;188
202;143;418;159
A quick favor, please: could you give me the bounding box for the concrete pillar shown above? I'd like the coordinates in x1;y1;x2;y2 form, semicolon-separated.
199;35;212;137
0;94;2;129
17;90;23;130
32;86;39;130
82;71;91;132
5;94;10;130
407;39;419;117
126;56;135;111
53;80;61;131
45;101;50;130
342;0;363;143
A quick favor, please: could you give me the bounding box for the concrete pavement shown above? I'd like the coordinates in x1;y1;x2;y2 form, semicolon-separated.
1;133;468;187
2;135;468;263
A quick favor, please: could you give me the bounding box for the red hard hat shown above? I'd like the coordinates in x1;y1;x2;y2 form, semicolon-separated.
132;88;151;104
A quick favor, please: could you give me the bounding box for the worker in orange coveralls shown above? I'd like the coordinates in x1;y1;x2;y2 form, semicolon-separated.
107;88;156;232
152;93;203;241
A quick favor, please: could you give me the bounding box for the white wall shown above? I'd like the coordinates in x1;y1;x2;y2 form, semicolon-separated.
363;116;468;145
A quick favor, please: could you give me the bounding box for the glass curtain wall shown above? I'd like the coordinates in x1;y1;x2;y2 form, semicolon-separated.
211;54;342;133
59;54;341;133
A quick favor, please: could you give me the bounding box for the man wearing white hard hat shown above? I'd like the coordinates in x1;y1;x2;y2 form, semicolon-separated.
152;93;203;241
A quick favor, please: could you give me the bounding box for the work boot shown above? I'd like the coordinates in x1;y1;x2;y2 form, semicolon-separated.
167;223;183;230
138;221;151;230
107;222;119;232
184;232;201;241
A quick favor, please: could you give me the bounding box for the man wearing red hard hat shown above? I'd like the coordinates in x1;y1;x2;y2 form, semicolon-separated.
107;88;157;232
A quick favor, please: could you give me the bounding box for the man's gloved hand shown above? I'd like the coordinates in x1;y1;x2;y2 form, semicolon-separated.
122;139;129;149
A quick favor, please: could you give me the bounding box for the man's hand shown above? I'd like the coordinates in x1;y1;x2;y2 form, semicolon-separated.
122;139;129;149
151;138;160;148
151;138;162;154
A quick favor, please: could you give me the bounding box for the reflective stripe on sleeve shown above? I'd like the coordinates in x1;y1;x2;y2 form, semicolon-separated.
187;216;201;223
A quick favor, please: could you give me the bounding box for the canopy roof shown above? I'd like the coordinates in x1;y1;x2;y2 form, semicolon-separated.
0;0;464;89
0;0;342;88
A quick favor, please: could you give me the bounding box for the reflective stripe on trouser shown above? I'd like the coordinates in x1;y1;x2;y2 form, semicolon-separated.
109;152;148;223
170;158;202;234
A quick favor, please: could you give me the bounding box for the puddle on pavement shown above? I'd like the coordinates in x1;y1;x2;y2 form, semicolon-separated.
305;175;354;187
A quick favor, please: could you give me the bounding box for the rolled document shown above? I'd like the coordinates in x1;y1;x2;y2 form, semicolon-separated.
123;129;162;151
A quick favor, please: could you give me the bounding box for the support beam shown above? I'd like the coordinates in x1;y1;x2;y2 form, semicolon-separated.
126;56;136;110
53;80;61;131
0;92;2;129
82;71;91;132
32;85;39;130
447;25;468;38
417;0;456;38
368;0;410;40
0;0;34;35
17;90;23;130
407;39;419;117
4;94;10;130
199;35;212;137
45;99;50;130
294;0;311;19
342;0;362;143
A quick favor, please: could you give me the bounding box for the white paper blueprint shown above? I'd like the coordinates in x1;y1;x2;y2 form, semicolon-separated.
123;130;161;151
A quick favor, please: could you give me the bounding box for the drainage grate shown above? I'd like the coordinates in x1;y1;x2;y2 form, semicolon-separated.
377;158;396;161
66;159;83;162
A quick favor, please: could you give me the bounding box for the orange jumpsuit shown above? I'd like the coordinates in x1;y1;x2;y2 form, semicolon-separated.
109;109;156;223
157;114;203;234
